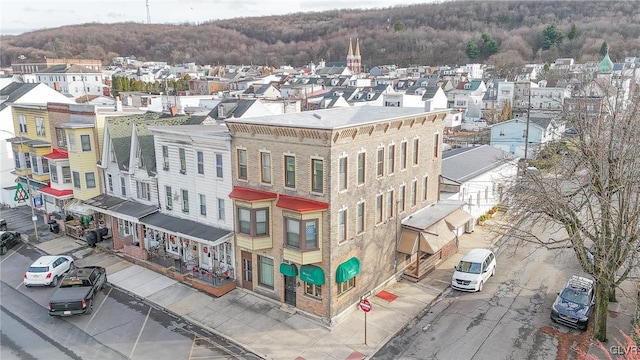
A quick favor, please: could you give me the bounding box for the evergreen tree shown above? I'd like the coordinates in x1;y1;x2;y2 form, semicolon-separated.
542;23;564;50
466;41;480;60
567;23;579;40
600;41;609;56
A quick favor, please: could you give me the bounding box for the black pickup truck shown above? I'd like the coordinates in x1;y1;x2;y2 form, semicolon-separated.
48;266;107;316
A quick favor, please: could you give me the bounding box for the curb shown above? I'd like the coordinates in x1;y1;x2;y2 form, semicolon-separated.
92;246;269;359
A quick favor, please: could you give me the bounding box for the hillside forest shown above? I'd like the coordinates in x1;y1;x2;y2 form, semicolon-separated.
2;1;640;70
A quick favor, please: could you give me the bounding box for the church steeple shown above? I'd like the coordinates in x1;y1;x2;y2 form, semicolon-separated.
346;38;361;73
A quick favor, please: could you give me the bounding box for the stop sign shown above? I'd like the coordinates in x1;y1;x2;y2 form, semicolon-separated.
359;299;372;312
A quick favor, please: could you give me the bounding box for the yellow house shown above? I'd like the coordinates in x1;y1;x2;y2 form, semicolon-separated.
64;124;102;200
8;104;52;206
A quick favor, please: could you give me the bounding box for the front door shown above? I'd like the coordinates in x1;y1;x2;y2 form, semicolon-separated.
284;275;296;306
241;251;253;290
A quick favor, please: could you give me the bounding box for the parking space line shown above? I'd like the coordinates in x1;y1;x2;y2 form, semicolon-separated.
84;287;112;331
188;333;197;359
0;244;24;265
129;305;151;359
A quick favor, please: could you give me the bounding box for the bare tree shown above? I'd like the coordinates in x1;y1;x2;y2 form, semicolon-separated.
502;77;640;342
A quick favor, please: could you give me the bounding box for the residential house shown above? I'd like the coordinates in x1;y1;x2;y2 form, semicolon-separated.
144;124;236;296
440;145;518;222
225;106;455;324
35;64;106;100
481;79;514;123
86;112;193;259
447;80;487;121
490;117;564;159
0;83;73;206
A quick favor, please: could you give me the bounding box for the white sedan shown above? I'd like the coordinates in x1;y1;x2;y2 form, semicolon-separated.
24;255;74;287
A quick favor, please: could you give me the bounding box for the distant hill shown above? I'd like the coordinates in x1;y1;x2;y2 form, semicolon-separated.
2;1;640;69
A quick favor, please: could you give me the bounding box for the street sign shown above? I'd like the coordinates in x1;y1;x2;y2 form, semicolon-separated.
14;183;29;202
359;299;372;313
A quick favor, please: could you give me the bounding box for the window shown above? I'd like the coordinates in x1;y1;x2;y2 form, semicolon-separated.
413;138;419;165
284;218;318;250
120;177;126;196
388;144;395;174
338;277;355;295
339;157;347;191
386;190;394;219
257;256;274;289
400;141;407;170
376;148;384;177
42;158;49;174
72;171;81;189
260;152;271;184
162;146;169;170
67;134;76;152
399;185;406;212
356;202;365;234
136;181;150;200
179;148;186;174
357;152;365;185
31;155;39;173
338;209;347;242
165;186;172;209
23;152;30;170
107;174;113;192
18;115;27;133
117;218;133;237
376;194;384;224
237;208;269;236
433;134;440;158
199;194;206;216
215;154;223;178
62;166;71;184
50;164;58;182
422;176;428;201
197;151;204;174
304;282;321;299
81;135;91;152
110;144;116;163
237;149;247;180
411;180;417;206
181;189;189;213
13;151;21;169
35;117;45;136
217;198;225;220
284;155;295;188
311;159;323;193
86;172;96;188
137;146;144;168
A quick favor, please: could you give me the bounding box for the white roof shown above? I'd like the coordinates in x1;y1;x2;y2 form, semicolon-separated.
460;248;493;263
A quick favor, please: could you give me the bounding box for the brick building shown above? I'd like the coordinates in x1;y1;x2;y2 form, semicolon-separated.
225;106;453;324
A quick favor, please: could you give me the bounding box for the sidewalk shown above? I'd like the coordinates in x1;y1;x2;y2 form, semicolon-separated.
43;219;500;360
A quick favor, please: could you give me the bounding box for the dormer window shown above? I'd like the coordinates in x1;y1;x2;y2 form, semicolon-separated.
464;84;471;90
218;105;225;118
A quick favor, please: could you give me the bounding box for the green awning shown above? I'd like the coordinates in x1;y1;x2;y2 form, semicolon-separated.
336;257;361;283
279;263;298;277
299;265;325;285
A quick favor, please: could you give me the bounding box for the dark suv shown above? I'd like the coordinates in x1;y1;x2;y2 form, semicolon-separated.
551;275;595;330
1;231;22;255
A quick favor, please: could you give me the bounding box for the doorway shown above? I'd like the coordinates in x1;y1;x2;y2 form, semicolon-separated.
284;275;296;306
241;251;253;290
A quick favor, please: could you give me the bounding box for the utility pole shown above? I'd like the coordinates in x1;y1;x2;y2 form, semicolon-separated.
523;84;531;175
19;133;39;242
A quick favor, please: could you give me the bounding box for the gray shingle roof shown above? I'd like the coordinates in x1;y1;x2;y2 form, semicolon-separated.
442;145;517;183
106;112;191;175
0;82;39;111
36;64;101;74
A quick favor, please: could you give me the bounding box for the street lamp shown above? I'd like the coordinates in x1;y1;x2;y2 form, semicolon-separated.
1;129;39;241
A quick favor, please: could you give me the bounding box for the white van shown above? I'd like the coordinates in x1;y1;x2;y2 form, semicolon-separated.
451;248;496;292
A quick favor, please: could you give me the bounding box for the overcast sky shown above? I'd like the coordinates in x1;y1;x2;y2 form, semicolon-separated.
0;0;438;35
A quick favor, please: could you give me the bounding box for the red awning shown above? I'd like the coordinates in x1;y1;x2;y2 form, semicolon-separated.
228;186;277;202
276;194;328;213
43;149;68;160
38;187;73;199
